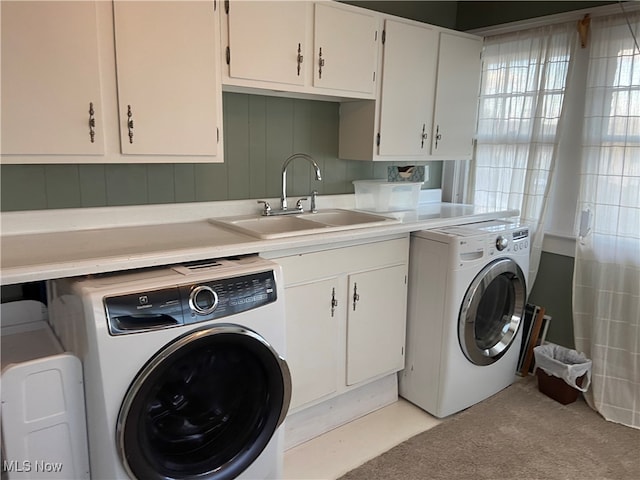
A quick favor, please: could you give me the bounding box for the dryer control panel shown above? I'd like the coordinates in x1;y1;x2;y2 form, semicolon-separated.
104;270;276;336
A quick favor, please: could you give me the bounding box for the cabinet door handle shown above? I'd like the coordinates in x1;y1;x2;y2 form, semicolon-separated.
420;123;427;148
330;287;338;317
352;283;360;311
435;125;442;149
297;43;303;76
88;102;96;143
318;47;325;79
127;105;134;144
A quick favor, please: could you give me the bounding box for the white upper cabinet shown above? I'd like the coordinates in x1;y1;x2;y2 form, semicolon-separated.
113;1;223;158
1;1;104;156
376;19;438;158
339;21;482;162
222;0;380;100
226;1;310;86
431;33;482;158
2;0;224;164
312;2;378;95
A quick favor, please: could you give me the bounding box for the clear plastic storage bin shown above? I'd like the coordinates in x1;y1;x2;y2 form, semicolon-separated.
353;180;422;212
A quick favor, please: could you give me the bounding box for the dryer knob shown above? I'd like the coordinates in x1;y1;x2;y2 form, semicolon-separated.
189;285;219;315
496;235;509;251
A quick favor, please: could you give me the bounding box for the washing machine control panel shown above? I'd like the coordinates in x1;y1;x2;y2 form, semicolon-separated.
104;269;277;335
182;270;276;323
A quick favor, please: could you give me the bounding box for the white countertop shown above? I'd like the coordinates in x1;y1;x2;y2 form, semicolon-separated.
0;195;518;285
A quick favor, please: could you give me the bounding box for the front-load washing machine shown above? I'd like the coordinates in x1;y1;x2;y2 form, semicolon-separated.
399;219;529;418
47;255;291;480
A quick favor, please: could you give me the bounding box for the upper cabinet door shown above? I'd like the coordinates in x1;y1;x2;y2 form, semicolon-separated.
313;3;378;95
1;1;104;156
113;1;222;158
226;1;310;86
431;33;482;158
377;19;438;158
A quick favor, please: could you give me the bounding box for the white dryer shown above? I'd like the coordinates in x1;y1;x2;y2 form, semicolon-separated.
47;255;291;480
399;219;529;418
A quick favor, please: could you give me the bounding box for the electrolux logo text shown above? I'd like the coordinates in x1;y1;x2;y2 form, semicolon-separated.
2;460;64;474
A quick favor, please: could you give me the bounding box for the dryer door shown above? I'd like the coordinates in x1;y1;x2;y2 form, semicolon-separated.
116;324;291;480
458;258;526;366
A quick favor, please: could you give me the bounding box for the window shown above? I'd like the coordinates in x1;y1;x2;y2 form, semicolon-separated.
472;24;574;221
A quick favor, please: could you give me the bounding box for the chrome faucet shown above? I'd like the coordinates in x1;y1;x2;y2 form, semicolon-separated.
280;153;322;212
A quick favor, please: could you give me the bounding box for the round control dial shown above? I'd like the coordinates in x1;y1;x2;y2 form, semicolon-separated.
496;235;509;251
189;285;219;315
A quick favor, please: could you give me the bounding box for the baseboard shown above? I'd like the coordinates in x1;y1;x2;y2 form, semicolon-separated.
283;374;398;450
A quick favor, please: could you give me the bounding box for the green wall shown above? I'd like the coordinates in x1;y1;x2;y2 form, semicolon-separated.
344;1;458;29
1;93;442;212
348;1;615;32
456;1;616;31
528;252;576;349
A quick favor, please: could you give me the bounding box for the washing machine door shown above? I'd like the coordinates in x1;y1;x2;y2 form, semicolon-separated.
116;324;291;480
459;258;526;366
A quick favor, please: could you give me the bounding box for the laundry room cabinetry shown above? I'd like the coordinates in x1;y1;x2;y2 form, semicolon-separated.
346;263;407;385
283;276;341;408
113;1;223;158
270;236;409;412
2;0;224;164
221;0;380;100
223;1;310;87
1;0;105;157
430;32;482;158
338;23;482;161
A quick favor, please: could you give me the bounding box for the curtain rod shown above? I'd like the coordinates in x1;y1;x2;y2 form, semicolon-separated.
466;1;640;37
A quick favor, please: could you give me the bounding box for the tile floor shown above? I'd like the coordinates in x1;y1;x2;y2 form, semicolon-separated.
283;399;441;480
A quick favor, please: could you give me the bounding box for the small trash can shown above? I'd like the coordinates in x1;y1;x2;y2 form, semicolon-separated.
533;343;592;405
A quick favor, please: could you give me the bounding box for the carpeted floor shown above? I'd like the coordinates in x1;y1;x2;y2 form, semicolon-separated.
340;378;640;480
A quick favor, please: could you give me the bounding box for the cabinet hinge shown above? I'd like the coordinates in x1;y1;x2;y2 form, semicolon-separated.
376;133;380;146
226;46;230;65
224;0;229;14
382;29;386;44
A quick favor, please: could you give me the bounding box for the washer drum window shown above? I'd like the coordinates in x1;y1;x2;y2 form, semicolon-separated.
116;324;291;480
458;258;526;366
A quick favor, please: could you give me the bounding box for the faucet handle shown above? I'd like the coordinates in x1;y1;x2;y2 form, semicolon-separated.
295;197;307;211
257;200;271;216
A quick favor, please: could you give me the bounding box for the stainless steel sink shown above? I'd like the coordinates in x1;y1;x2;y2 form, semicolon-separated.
210;209;398;239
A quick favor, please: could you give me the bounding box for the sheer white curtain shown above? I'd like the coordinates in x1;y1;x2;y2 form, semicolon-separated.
573;12;640;429
470;24;577;287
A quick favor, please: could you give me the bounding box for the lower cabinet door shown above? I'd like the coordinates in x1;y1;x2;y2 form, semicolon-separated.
346;264;407;386
285;277;341;410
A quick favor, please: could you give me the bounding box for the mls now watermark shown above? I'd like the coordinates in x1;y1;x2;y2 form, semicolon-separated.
3;460;64;474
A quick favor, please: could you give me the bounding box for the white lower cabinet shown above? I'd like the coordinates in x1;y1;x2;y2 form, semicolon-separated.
346;264;407;385
270;236;409;412
285;277;341;408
